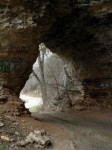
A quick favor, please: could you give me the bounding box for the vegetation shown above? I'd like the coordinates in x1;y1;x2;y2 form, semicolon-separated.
29;104;43;113
0;145;4;150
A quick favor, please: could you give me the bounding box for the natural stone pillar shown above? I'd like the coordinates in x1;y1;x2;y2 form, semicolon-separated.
0;0;41;116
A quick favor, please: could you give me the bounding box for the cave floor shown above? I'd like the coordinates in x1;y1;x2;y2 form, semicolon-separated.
0;111;112;150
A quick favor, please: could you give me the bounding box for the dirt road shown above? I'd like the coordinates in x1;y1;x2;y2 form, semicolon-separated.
32;111;112;150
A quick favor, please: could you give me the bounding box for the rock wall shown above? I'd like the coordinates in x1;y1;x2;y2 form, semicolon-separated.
44;0;112;111
0;0;55;115
0;0;112;115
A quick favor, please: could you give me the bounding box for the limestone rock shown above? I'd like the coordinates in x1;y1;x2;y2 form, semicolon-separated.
16;130;51;149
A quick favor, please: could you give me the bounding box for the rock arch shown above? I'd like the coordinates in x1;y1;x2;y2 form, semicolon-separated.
0;0;112;115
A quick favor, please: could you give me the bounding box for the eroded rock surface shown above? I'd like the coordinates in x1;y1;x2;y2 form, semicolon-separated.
0;0;112;115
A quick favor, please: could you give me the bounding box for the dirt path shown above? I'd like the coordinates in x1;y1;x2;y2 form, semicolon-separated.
1;111;112;150
32;112;112;150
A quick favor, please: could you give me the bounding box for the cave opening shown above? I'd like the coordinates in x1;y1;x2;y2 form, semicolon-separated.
18;43;62;113
19;43;80;113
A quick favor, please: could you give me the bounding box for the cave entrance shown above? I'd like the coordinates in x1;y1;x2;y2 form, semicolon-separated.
19;43;55;113
19;43;77;113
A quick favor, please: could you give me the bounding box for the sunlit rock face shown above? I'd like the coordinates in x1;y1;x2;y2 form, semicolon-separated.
0;0;112;115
